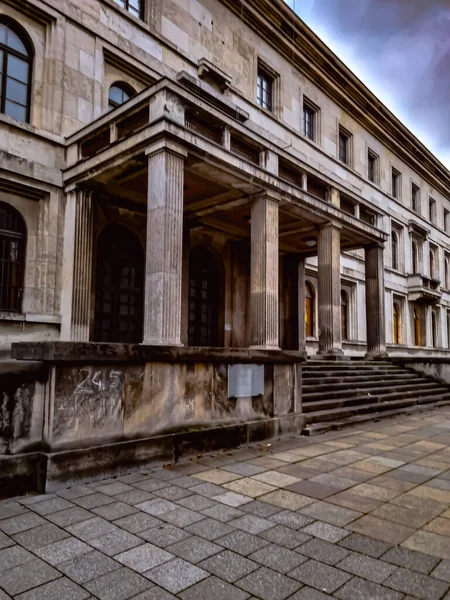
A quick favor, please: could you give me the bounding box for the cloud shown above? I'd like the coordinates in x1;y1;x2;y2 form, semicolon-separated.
289;0;450;169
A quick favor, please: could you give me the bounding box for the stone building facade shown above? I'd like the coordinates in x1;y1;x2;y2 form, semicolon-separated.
1;0;450;488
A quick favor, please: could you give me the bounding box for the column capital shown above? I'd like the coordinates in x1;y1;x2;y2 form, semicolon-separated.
145;137;188;160
365;240;385;251
250;189;282;204
319;220;342;232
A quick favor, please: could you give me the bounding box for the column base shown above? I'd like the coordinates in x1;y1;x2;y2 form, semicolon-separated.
249;345;280;351
141;340;183;346
315;350;349;361
364;350;389;360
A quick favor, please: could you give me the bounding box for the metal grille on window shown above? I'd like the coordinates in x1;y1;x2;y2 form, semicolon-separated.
188;248;219;347
0;201;25;312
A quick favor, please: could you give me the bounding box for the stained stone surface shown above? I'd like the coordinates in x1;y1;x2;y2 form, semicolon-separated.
2;408;450;599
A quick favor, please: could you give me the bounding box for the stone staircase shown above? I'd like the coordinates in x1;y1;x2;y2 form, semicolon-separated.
301;359;450;435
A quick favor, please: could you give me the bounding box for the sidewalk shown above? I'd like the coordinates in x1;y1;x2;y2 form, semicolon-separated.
2;408;450;599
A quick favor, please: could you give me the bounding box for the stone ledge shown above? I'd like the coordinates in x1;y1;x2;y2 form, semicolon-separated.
11;342;306;364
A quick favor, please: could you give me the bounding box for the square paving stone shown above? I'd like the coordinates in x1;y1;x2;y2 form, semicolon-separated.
144;557;208;594
348;515;416;544
0;545;34;571
176;495;217;512
0;558;60;596
66;517;118;541
299;501;361;526
179;575;250;600
34;537;91;565
431;559;450;583
134;479;170;493
0;512;46;535
189;483;227;497
229;514;274;534
0;501;27;520
92;502;138;521
140;523;191;547
301;520;349;543
131;587;177;599
288;559;352;594
46;507;93;528
215;492;253;507
337;552;397;583
240;500;282;518
334;576;404;600
289;587;332;599
95;482;135;496
0;531;14;551
115;543;174;572
259;490;314;511
260;525;311;549
113;512;161;534
222;463;267;477
170;475;204;488
84;566;152;600
58;549;120;583
136;499;178;517
370;502;434;529
425;516;450;535
268;510;313;529
193;469;242;485
402;530;450;560
160;507;204;528
248;544;307;574
57;486;95;500
185;518;235;540
237;566;300;600
328;490;383;513
88;529;144;556
381;546;440;574
153;486;193;501
286;481;340;500
251;471;301;488
384;567;450;599
338;533;392;558
309;473;357;491
12;523;69;549
28;497;75;516
198;550;258;582
299;538;349;566
201;504;244;522
167;535;221;563
216;530;269;556
114;490;155;506
72;493;115;510
15;576;90;600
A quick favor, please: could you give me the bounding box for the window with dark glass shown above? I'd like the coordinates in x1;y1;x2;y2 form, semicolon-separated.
393;303;401;344
0;19;33;123
432;310;437;347
430;250;435;279
411;240;419;273
108;82;136;110
338;128;350;164
0;201;26;312
341;290;349;340
256;65;274;111
303;101;316;141
188;247;220;347
391;230;399;270
392;168;400;199
367;149;378;183
112;0;142;18
411;184;420;212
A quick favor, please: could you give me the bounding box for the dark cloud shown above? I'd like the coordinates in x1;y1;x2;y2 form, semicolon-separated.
293;0;450;164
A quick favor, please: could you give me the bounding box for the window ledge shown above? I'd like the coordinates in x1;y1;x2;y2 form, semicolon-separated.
0;312;61;324
0;113;64;146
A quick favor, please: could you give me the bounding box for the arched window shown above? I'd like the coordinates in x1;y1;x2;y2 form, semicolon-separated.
393;302;401;344
0;18;33;123
305;281;315;337
391;231;398;270
412;241;418;274
429;250;435;279
432;310;437;348
108;82;136;110
94;224;144;343
0;201;26;312
341;290;349;341
414;306;421;346
188;247;221;347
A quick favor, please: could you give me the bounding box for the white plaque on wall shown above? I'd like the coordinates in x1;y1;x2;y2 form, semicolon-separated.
228;364;264;398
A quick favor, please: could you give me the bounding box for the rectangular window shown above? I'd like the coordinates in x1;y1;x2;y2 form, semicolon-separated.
367;149;378;184
445;208;450;233
256;65;274;112
338;127;351;164
303;99;317;141
113;0;142;18
391;168;401;199
411;183;420;213
429;197;436;224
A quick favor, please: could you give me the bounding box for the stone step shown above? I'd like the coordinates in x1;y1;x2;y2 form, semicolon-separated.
303;380;441;402
303;373;420;386
303;368;409;378
302;399;450;436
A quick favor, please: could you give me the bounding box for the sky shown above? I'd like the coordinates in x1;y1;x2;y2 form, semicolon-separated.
284;0;450;170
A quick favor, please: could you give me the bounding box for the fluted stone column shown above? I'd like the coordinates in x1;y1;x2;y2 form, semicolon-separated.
250;193;279;349
143;140;187;345
60;188;94;341
318;223;343;357
365;243;387;357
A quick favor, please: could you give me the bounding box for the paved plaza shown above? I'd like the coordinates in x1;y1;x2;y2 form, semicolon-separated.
3;410;450;599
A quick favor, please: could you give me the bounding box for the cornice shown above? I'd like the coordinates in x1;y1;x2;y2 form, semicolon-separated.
219;0;450;199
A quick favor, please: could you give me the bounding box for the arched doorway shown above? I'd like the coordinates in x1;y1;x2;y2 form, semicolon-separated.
341;290;349;341
305;281;315;337
0;201;26;311
414;306;421;346
188;247;220;347
432;310;437;348
94;224;144;343
393;302;401;344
